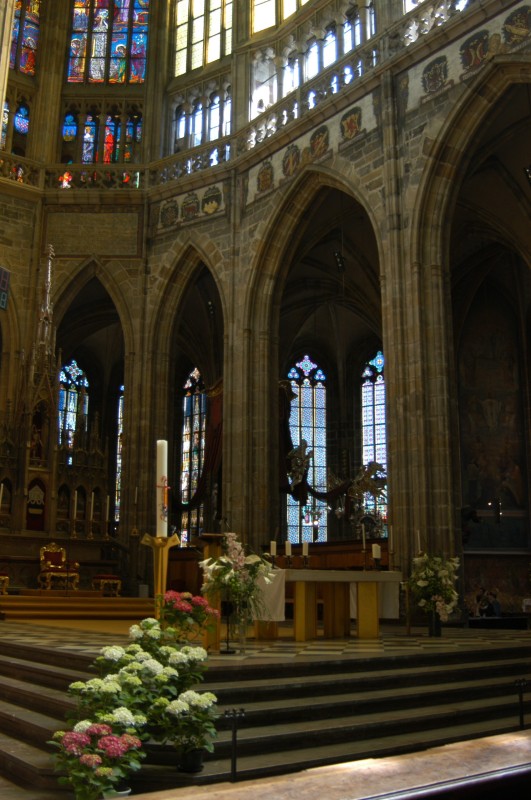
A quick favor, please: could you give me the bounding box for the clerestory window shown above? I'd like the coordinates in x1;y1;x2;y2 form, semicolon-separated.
286;355;328;543
67;0;149;85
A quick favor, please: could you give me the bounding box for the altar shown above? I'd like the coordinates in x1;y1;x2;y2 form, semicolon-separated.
256;568;403;641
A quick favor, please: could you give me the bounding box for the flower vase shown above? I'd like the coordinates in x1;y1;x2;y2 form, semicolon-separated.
178;748;205;773
428;610;442;637
238;620;247;654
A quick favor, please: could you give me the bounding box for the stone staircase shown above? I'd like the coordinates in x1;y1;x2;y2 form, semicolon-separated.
0;593;156;620
0;638;530;796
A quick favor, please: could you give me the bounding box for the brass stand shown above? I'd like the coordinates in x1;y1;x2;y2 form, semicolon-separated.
141;532;180;616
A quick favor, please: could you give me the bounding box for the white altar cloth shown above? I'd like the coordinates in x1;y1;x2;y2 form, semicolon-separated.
257;568;401;621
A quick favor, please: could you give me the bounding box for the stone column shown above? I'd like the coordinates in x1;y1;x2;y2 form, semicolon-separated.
379;72;459;576
26;0;72;163
0;0;15;117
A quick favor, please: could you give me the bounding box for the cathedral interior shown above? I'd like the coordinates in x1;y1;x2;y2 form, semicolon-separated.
0;0;530;613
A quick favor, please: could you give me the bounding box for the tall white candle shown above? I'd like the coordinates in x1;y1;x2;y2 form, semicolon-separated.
90;492;94;521
285;541;292;556
156;439;168;537
362;523;366;550
302;541;309;557
372;543;381;559
270;540;277;556
134;486;138;505
417;529;421;552
73;490;77;519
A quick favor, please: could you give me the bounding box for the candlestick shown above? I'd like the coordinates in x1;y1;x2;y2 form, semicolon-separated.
285;541;292;557
417;529;421;553
388;524;393;552
134;486;138;505
156;439;169;537
270;540;277;557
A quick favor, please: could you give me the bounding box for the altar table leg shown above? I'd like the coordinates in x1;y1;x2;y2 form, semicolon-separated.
356;581;379;639
293;580;317;642
322;583;351;638
254;621;278;640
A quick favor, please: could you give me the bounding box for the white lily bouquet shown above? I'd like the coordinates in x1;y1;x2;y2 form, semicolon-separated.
199;532;275;625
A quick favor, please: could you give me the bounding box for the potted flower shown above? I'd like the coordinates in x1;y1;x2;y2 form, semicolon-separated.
158;590;220;642
150;689;218;773
200;531;275;648
408;552;460;635
49;721;144;800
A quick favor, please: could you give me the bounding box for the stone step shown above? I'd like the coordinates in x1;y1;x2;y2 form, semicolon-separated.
205;655;531;702
128;714;527;793
1;635;530;794
212;674;530;728
0;652;93;691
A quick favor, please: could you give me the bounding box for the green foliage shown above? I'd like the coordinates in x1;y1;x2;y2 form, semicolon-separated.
48;723;144;800
50;617;218;797
409;553;460;621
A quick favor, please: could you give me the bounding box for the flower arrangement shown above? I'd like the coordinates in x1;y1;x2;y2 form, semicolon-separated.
149;689;218;754
199;531;275;625
51;617;218;795
158;590;220;641
49;721;144;800
409;552;460;622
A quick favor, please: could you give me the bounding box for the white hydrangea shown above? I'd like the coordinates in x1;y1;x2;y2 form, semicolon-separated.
129;624;142;640
166;699;189;716
106;707;136;726
73;719;92;732
160;666;179;679
140;618;159;628
181;645;207;662
168;651;189;666
179;690;205;707
142;658;164;675
99;645;125;661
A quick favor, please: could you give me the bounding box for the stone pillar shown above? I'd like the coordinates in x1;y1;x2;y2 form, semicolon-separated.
26;0;72;163
0;0;15;117
379;72;459;577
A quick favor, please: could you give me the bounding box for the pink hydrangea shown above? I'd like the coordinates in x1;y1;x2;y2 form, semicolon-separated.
79;753;103;768
97;735;128;758
62;731;91;755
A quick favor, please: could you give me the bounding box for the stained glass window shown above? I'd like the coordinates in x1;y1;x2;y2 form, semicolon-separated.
287;355;327;543
124;112;142;161
82;114;98;162
323;28;337;68
361;351;387;517
1;103;9;150
254;0;310;32
62;112;78;143
175;0;233;77
67;1;149;85
13;104;29;135
180;368;207;545
58;360;89;459
114;385;124;522
10;0;41;76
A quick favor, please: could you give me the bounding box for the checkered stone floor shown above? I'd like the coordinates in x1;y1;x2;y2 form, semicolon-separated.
0;620;529;664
